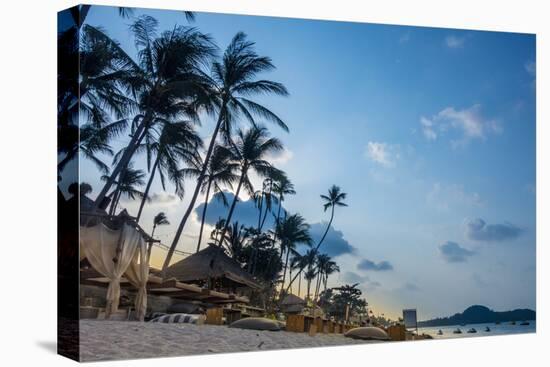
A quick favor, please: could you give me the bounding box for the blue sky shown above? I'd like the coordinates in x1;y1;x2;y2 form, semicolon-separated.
76;5;536;319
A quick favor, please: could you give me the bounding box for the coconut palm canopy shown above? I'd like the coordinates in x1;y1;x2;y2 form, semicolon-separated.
164;245;261;290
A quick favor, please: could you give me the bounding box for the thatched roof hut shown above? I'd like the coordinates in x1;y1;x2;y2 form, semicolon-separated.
280;294;306;314
164;245;261;290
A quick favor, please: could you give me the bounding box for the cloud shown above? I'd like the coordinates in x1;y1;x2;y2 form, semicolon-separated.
445;35;465;48
524;60;536;77
265;147;294;166
342;272;381;290
365;142;399;167
194;191;282;230
420;105;500;146
438;241;475;263
308;223;356;257
401;282;420;292
357;258;394;271
342;271;368;284
426;182;484;211
149;192;179;204
399;32;411;43
465;218;524;242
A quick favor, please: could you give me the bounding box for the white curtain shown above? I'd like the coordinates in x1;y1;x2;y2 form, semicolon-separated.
80;223;144;318
125;242;149;321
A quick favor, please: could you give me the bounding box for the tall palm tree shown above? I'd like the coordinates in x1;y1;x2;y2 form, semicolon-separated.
314;185;348;252
275;214;312;292
133;120;204;222
58;24;136;174
72;5;196;27
314;253;330;300
184;147;239;252
58;119;128;174
94;16;217;214
215;126;284;246
272;173;296;226
164;32;289;272
290;253;307;297
254;178;278;231
322;259;340;293
219;221;251;261
102;163;146;215
148;212;170;261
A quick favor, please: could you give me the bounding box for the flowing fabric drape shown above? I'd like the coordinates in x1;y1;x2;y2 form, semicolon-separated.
80;223;144;318
125;242;149;321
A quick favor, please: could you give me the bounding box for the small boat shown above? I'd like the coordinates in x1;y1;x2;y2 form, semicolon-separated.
485;327;491;332
453;328;462;334
509;321;516;325
437;329;443;335
520;321;530;326
467;328;477;333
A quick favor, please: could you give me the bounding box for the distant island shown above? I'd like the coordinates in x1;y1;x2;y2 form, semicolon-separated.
418;305;536;327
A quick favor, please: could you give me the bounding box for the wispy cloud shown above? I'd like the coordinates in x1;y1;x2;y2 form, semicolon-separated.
524;60;536;77
357;258;394;271
399;32;411;43
365;142;400;167
465;218;524;242
445;35;465;48
439;241;475;263
420;104;501;147
426;182;484;212
265;147;294;166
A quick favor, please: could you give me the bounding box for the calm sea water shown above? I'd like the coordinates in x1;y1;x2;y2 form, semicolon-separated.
418;321;536;339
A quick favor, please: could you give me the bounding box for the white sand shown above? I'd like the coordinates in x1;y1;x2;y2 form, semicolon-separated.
79;320;382;361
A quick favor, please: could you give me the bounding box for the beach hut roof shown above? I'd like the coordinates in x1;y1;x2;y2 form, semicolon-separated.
165;245;261;290
281;293;306;306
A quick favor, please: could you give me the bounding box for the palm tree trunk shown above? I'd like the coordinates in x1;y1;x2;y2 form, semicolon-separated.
218;169;246;248
257;195;263;230
163;102;227;273
276;193;283;224
94;110;153;212
259;200;270;231
136;155;160;223
147;224;158;265
280;249;290;292
306;278;311;301
314;206;335;252
196;179;212;253
298;272;301;297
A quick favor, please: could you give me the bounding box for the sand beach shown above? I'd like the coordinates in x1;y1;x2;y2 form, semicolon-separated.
79;320;381;361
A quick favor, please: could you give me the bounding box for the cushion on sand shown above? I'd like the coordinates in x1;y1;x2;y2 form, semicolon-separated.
229;317;281;331
344;327;390;340
150;313;203;324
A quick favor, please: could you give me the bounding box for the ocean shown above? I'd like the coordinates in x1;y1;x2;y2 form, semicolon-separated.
418;321;536;339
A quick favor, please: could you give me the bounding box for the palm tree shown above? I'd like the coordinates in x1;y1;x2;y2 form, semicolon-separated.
71;5;196;27
290;253;307;297
147;212;170;261
275;214;312;292
133;120;204;222
254;178;278;231
58;25;137;174
214;126;284;247
272;173;296;226
94;16;217;215
58;119;128;174
314;185;348;252
219;221;251;261
184;148;239;252
321;258;340;293
165;32;289;273
102;163;146;215
314;253;330;300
